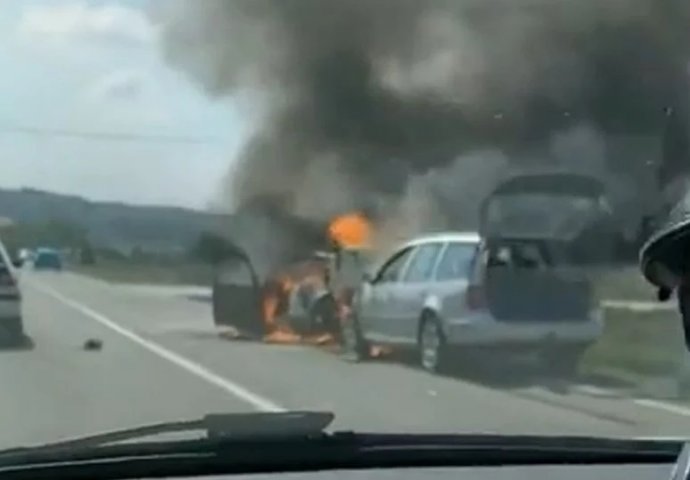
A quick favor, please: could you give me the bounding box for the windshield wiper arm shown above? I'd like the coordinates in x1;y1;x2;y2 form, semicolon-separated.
2;411;334;454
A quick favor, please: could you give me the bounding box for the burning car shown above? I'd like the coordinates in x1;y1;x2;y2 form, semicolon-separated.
212;211;373;345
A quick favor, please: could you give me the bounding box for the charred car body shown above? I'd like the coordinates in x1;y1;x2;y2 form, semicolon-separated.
211;206;372;343
212;245;371;343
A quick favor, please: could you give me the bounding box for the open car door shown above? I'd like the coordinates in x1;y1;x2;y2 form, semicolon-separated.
477;173;613;321
479;172;616;265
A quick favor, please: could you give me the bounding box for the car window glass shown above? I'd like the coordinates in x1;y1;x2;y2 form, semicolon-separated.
376;248;413;283
402;243;443;283
436;243;477;280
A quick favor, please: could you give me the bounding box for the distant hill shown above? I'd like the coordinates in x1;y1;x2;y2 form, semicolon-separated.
0;188;226;253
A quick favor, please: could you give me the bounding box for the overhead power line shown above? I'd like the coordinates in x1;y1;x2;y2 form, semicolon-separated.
0;124;221;145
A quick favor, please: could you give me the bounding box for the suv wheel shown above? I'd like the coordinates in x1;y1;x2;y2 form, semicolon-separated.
418;314;449;373
341;313;370;363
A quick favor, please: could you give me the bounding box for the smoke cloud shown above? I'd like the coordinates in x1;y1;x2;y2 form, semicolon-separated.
158;0;690;249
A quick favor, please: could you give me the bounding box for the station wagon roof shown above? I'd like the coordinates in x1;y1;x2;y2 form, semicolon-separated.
400;232;480;249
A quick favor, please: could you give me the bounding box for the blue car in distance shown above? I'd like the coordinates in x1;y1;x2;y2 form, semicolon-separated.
33;248;63;271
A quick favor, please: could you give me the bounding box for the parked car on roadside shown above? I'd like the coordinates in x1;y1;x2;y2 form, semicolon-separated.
0;238;23;343
342;231;603;374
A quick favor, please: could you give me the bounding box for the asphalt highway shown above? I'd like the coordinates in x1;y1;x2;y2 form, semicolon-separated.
3;271;690;450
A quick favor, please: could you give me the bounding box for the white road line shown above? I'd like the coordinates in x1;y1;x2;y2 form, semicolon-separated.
634;398;690;418
578;384;690;418
30;279;690;423
602;300;676;312
576;384;690;418
31;282;286;413
572;385;615;397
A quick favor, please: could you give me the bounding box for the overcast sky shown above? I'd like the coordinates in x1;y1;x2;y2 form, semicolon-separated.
0;0;250;209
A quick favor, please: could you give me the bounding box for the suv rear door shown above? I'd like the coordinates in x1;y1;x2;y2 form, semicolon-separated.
479;172;615;264
481;238;592;322
477;173;599;322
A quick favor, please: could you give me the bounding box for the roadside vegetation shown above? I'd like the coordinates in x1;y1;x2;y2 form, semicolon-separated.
69;234;219;286
71;259;214;286
594;266;660;302
583;267;688;391
0;220;217;286
582;307;684;380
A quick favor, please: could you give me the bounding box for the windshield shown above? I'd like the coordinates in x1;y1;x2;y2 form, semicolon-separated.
2;0;690;454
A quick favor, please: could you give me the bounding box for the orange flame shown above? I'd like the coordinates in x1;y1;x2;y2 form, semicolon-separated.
262;276;299;343
328;212;371;248
260;267;336;345
256;215;372;347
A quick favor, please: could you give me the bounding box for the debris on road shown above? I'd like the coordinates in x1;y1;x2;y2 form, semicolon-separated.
83;338;103;351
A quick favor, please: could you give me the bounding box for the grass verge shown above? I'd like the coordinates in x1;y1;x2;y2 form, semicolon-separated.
593;266;659;302
581;306;686;379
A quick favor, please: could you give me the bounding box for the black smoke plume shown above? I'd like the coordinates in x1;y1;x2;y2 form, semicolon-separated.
158;0;690;261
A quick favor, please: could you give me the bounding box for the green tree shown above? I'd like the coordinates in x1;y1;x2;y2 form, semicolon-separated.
3;220;86;251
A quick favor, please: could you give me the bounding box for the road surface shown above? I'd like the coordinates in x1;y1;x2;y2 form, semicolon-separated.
2;271;690;450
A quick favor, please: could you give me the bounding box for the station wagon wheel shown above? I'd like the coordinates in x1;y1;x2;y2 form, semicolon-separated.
341;313;370;363
418;314;448;373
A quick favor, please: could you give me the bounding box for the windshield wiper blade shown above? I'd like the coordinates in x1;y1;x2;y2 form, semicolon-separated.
2;411;334;454
0;429;681;476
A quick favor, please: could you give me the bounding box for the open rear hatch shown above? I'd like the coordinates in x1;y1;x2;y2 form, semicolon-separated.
478;173;607;321
481;238;592;321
